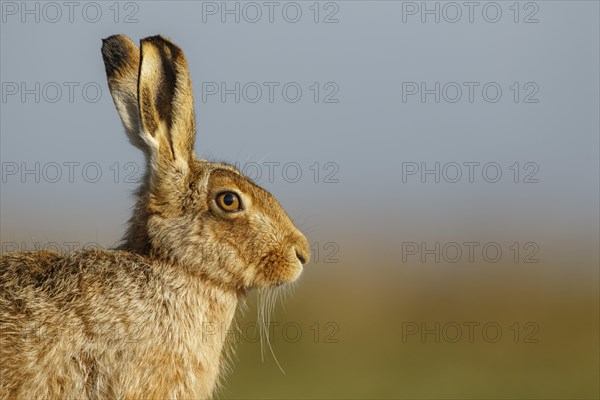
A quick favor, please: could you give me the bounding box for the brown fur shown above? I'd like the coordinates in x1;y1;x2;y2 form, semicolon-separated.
0;35;310;399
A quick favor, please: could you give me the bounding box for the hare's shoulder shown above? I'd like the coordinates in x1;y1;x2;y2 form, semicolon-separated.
63;248;158;285
63;248;152;269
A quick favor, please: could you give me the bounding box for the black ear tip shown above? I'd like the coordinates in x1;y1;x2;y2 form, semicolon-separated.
141;35;179;50
142;34;170;44
102;34;123;46
101;35;136;75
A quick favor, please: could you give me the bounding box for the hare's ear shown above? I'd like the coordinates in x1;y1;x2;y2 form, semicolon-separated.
138;35;196;172
101;35;147;153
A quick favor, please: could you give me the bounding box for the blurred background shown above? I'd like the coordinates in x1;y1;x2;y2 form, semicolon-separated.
1;1;598;398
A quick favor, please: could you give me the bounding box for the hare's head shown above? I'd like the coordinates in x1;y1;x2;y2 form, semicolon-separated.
101;35;309;289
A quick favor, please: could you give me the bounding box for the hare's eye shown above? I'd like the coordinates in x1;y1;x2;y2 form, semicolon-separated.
216;192;242;212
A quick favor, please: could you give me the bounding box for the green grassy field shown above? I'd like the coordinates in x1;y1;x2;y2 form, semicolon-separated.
219;263;599;399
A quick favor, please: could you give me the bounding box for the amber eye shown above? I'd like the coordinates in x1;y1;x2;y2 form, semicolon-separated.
216;191;242;212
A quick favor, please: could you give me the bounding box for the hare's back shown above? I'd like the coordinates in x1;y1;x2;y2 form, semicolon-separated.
0;248;154;294
1;249;158;325
0;250;64;289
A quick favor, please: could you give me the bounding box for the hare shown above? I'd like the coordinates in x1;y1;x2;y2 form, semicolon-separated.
0;34;310;399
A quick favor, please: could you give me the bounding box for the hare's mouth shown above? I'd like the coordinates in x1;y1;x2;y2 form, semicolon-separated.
279;260;303;285
259;256;303;287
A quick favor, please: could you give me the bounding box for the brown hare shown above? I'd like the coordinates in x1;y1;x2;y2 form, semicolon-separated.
0;34;310;399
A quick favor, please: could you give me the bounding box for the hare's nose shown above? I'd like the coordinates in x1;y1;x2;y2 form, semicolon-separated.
295;249;308;264
293;234;311;265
